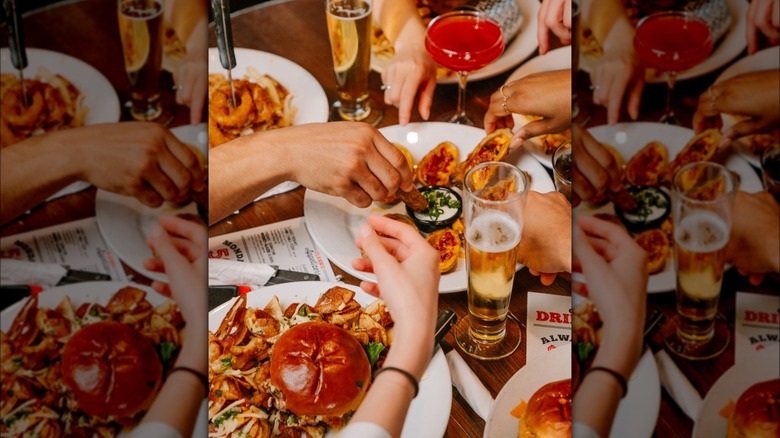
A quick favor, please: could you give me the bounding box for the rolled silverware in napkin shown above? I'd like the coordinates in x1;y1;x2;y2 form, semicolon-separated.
208;259;276;286
1;259;67;288
3;0;29;106
441;340;494;420
655;349;703;419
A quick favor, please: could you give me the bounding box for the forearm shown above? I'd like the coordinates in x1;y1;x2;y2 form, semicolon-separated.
376;0;426;49
167;0;208;45
572;371;623;438
0;134;82;225
582;0;631;44
208;133;292;225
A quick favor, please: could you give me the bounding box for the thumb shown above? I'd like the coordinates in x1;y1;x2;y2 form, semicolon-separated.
515;118;558;141
357;223;395;275
148;223;188;277
723;118;765;140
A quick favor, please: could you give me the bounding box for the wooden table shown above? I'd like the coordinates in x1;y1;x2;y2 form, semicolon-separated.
208;1;570;437
0;0;194;283
575;40;780;437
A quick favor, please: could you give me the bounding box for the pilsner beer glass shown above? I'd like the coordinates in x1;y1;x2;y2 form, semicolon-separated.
453;161;529;360
325;0;383;125
663;161;737;360
118;0;168;123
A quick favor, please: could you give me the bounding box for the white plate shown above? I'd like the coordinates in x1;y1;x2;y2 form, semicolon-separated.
0;47;121;201
95;124;208;282
580;0;748;83
715;46;780;168
0;281;208;438
370;0;540;84
579;122;763;293
484;344;571;438
506;45;572;169
208;281;452;438
303;122;555;294
693;344;780;438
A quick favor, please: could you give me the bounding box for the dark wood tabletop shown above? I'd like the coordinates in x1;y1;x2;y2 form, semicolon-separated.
0;0;196;285
575;35;780;438
207;0;571;437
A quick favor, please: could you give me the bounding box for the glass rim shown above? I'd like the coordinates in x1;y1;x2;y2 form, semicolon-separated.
425;9;504;55
671;160;738;203
464;161;529;203
633;10;713;52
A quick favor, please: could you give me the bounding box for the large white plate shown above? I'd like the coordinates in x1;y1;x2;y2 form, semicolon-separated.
484;344;571;438
208;281;452;438
579;122;763;293
715;46;780;168
0;281;208;438
303;122;555;294
506;45;572;169
95;124;207;282
580;0;748;83
370;0;540;84
0;47;121;200
693;344;780;438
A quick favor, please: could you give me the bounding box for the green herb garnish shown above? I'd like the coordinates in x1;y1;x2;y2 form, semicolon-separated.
213;409;239;427
356;381;364;388
287;414;299;426
221;356;233;370
629;188;668;223
159;341;177;363
365;342;385;368
421;189;461;222
297;306;308;317
215;390;223;397
88;305;100;317
575;342;595;364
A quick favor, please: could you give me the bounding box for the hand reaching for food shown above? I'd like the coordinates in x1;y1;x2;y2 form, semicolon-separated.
538;0;572;55
381;36;437;126
571;124;623;205
516;191;572;285
726;191;780;285
173;17;208;125
746;0;780;54
693;70;780;144
484;69;571;147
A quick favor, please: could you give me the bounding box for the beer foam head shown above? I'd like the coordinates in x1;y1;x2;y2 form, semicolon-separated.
466;211;521;252
675;211;729;252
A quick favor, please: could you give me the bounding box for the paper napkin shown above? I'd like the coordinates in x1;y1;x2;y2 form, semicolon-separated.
735;291;780;364
655;349;703;419
526;291;572;363
446;348;494;420
208;259;275;286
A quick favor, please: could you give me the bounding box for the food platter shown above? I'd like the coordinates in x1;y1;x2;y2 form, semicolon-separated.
303;122;555;294
95;124;207;282
208;281;452;438
715;46;780;168
0;47;121;200
693;344;780;438
484;343;570;438
506;45;571;168
579;122;763;293
579;0;748;83
370;0;540;84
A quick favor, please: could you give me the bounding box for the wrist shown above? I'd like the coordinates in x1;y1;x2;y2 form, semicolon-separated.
384;332;433;380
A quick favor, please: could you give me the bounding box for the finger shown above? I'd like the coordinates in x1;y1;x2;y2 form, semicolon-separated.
572;218;610;276
352;256;374;274
342;184;374;208
538;0;551;54
359;280;381;297
626;75;645;121
756;0;777;42
366;215;423;256
134;183;165;208
747;2;759;54
540;273;557;286
163;129;205;192
151;281;173;297
749;273;765;286
357;223;399;278
398;75;420;125
144;257;166;273
385;69;402;106
571;147;611;197
606;75;627;125
515;118;558;139
190;75;206;125
581;132;622;190
724;119;767;140
563;0;571;29
572;167;599;201
418;76;436;121
577;214;636;250
158;215;207;248
374;134;414;191
147;223;190;281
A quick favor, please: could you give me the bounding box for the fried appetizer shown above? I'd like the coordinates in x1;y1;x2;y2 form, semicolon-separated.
454;128;512;185
380;143;416;204
417;141;460;186
625;141;669;187
664;129;721;183
426;228;461;273
398;186;429;213
634;228;670;274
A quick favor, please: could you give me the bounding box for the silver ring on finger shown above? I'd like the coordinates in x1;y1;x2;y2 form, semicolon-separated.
381;84;391;91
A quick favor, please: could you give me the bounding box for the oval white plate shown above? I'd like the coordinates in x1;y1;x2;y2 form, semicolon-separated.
95;124;207;282
0;47;121;200
693;344;780;438
715;46;780;168
484;344;571;437
580;0;748;83
303;122;555;293
506;45;572;169
209;281;452;438
370;0;540;84
580;122;763;293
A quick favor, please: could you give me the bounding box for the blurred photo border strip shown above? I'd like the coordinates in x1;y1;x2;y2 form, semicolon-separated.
734;291;780;364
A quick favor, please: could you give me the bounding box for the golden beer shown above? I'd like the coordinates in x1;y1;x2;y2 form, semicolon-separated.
326;0;373;121
466;210;522;343
118;0;164;121
674;210;729;342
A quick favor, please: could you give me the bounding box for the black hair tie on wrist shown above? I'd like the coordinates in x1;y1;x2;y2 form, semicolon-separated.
168;366;209;393
373;366;419;398
584;366;628;399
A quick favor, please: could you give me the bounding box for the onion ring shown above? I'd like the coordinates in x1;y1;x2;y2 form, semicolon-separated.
208;80;255;129
1;81;45;128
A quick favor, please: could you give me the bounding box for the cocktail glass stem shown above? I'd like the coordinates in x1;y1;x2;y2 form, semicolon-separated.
660;70;679;125
448;71;472;125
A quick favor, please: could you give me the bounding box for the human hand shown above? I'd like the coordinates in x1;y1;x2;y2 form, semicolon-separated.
143;215;207;325
73;122;205;207
271;122;415;207
538;0;572;55
589;19;645;124
726;191;780;285
517;191;572;285
352;215;439;379
571;124;622;205
484;69;571;148
747;0;780;54
692;70;780;144
573;214;647;379
173;17;207;125
382;42;437;125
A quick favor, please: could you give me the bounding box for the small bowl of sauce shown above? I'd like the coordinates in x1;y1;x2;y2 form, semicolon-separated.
406;186;463;233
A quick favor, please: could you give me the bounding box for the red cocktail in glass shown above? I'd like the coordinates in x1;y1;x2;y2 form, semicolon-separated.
425;10;504;125
634;11;713;124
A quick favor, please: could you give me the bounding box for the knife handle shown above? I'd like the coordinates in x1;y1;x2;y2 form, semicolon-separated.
210;0;236;70
3;0;28;70
434;310;457;346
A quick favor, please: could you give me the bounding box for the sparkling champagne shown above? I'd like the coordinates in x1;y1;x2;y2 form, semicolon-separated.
118;0;164;120
674;210;729;342
326;0;372;120
466;211;522;343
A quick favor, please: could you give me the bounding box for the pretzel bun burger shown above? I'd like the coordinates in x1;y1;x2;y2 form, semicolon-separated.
61;321;162;417
515;379;572;438
270;321;371;417
727;379;780;438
